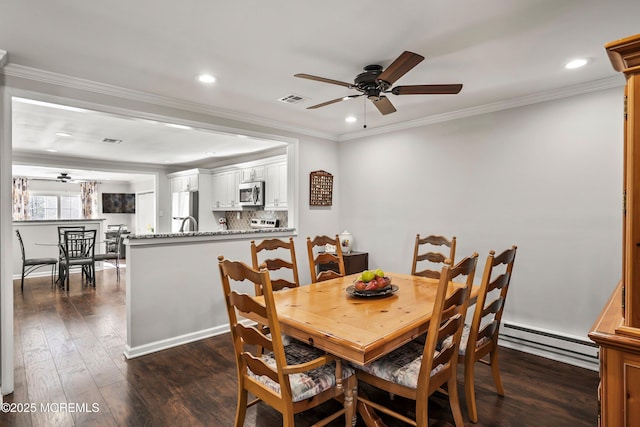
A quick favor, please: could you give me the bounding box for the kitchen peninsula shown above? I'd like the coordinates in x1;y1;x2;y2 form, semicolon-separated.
124;226;295;359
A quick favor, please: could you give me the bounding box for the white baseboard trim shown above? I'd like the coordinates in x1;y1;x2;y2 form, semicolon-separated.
12;264;115;281
124;324;232;359
12;270;56;280
499;321;599;371
123;319;256;359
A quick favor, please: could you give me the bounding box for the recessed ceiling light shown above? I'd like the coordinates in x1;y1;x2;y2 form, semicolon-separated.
46;149;58;152
197;74;216;83
237;134;248;138
565;59;588;69
205;152;216;156
55;132;72;137
165;123;192;130
345;116;357;123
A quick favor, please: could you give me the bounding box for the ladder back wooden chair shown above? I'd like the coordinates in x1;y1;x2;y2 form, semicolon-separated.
306;235;345;283
217;256;356;427
411;234;456;279
15;229;58;292
354;253;478;427
459;245;517;423
250;237;300;293
250;237;301;355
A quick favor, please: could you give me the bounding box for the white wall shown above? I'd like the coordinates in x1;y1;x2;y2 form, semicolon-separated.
338;87;624;340
98;182;136;231
291;134;341;284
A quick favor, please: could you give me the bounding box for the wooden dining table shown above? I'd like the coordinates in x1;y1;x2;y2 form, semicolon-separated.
247;272;479;426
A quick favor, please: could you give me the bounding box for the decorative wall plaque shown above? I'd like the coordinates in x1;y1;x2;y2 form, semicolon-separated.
309;170;333;206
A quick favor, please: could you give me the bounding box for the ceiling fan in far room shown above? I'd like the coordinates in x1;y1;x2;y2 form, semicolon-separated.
294;51;463;115
56;172;72;183
29;172;77;184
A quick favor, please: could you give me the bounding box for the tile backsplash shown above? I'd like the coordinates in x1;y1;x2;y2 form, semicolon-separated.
219;210;288;230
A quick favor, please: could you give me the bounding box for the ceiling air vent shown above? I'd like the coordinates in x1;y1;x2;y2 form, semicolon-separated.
277;94;308;104
102;138;123;144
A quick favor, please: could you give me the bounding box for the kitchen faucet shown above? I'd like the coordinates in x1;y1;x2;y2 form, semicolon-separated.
179;216;198;233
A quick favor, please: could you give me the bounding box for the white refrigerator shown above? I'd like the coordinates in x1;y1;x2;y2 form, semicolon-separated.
171;191;199;232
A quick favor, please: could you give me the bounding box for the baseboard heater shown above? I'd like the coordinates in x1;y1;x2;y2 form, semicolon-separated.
499;321;599;371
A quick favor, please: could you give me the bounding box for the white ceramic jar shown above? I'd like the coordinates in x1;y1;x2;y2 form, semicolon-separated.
339;230;353;254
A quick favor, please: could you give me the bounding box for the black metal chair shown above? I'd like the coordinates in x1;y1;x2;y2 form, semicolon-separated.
16;229;58;292
95;225;123;282
57;226;85;283
59;229;96;291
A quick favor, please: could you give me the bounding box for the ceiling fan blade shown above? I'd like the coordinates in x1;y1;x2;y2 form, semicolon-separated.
370;96;397;115
307;95;361;110
391;84;463;95
294;73;353;88
377;51;425;85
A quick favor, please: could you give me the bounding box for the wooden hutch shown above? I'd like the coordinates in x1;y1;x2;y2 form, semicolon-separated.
590;34;640;426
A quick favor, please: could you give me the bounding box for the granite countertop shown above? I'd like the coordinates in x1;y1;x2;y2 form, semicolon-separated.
128;227;295;240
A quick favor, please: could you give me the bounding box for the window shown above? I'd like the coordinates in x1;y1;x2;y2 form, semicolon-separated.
28;193;82;220
60;195;81;219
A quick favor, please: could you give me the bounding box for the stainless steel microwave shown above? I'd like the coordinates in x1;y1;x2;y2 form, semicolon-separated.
239;181;264;207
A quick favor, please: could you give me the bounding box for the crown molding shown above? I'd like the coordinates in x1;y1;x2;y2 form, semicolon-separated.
1;63;338;141
0;50;7;69
338;76;625;141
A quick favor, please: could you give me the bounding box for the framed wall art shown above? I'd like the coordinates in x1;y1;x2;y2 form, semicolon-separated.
309;170;333;206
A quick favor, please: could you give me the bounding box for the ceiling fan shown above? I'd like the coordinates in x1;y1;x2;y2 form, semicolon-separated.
56;172;71;183
295;51;462;115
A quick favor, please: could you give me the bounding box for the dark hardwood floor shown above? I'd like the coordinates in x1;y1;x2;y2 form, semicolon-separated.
4;270;599;426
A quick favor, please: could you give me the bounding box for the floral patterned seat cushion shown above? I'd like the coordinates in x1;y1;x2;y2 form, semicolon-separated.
354;341;444;389
248;342;355;402
441;324;491;356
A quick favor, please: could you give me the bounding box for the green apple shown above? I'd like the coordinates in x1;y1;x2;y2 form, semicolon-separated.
374;268;385;278
361;270;375;282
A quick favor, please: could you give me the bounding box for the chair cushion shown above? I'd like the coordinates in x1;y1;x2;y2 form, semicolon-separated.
249;341;355;402
95;253;118;261
24;257;58;266
441;324;490;356
353;341;444;389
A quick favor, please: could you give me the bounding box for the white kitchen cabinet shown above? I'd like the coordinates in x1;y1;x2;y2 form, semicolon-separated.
212;169;240;211
264;161;287;210
170;173;199;192
241;166;265;183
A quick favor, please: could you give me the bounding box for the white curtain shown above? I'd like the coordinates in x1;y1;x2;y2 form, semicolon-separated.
80;181;98;219
12;177;29;220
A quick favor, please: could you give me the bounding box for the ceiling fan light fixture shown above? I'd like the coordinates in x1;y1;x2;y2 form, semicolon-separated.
565;58;587;69
295;51;462;116
57;172;71;183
